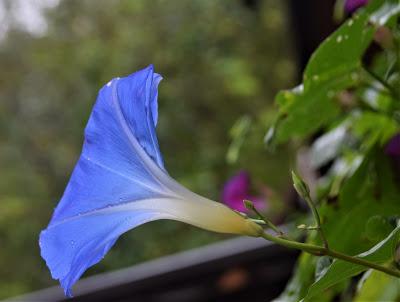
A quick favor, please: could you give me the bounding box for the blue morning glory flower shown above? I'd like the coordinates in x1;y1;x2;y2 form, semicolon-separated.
39;65;262;297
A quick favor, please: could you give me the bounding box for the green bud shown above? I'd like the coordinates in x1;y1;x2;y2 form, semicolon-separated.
291;171;310;199
243;199;255;211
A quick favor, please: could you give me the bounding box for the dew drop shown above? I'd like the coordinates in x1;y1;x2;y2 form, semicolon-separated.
348;20;353;26
312;75;319;81
336;35;343;43
70;240;75;246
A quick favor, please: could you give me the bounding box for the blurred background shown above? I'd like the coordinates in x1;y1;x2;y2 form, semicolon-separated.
0;0;326;299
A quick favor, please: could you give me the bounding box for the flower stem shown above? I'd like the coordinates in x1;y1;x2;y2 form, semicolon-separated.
259;232;400;278
244;200;284;236
304;196;329;249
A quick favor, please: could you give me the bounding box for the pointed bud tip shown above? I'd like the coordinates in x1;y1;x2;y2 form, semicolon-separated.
291;170;310;199
243;199;255;210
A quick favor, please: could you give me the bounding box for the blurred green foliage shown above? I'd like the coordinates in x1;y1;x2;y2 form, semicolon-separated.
0;0;295;298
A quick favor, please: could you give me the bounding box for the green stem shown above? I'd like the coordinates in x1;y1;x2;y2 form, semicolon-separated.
326;249;400;278
260;230;324;255
291;171;329;249
244;200;284;236
259;232;400;278
304;196;329;249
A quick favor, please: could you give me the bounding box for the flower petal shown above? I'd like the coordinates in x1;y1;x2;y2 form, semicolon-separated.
40;66;262;297
40;66;171;296
50;65;168;224
385;133;400;156
116;66;164;168
40;195;260;296
345;0;368;13
40;208;167;297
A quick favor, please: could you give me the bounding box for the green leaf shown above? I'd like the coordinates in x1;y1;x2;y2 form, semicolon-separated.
306;153;400;300
303;15;373;88
365;215;395;242
354;270;400;301
273;251;317;302
303;225;400;301
305;0;400;84
351;111;399;149
322;154;400;255
270;83;340;145
269;0;400;145
270;12;374;144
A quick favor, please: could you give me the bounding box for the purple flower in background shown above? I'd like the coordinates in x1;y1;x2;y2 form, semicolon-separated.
345;0;368;13
39;66;262;297
222;171;267;213
385;134;400;156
